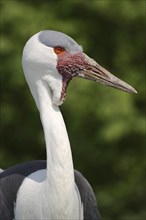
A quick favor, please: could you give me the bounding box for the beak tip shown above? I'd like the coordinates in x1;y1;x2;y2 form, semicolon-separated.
128;86;137;94
132;89;138;94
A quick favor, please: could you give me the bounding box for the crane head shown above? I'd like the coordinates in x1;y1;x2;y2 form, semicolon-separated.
22;30;137;106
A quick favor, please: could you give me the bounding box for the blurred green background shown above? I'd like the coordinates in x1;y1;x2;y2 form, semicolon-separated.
1;0;145;219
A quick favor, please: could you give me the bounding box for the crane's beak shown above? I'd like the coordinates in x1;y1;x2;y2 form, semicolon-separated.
79;54;137;94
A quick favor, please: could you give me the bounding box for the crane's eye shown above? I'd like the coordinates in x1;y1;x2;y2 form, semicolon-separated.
54;47;65;54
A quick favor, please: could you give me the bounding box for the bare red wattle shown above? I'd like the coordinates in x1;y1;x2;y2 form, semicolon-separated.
57;51;87;101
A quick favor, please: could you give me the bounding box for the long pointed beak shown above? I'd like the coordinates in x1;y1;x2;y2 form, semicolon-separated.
79;54;137;94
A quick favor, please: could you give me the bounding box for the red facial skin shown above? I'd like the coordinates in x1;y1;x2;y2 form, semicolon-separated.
57;51;87;101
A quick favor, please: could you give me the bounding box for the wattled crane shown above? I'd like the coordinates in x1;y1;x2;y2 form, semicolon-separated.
0;30;137;220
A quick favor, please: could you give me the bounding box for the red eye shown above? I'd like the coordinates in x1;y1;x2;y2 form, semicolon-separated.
54;47;65;54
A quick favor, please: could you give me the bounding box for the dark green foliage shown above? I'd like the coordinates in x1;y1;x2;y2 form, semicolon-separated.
1;0;145;219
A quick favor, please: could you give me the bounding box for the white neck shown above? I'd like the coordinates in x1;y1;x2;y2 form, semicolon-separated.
35;79;83;219
37;79;74;184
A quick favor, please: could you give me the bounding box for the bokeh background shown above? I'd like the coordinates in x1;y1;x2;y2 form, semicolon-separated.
1;0;146;219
